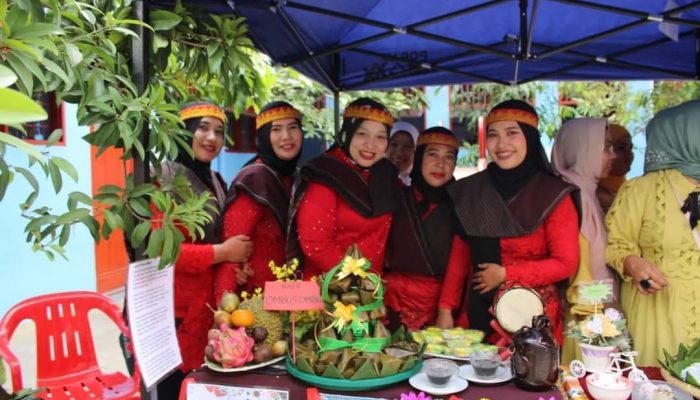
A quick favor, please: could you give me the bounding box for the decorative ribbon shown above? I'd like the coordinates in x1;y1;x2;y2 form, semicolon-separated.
318;254;386;353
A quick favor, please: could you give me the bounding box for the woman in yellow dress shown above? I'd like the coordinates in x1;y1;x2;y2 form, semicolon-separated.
605;99;700;366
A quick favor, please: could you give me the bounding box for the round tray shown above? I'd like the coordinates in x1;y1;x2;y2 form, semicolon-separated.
424;351;469;362
660;368;700;398
204;355;285;373
285;356;423;391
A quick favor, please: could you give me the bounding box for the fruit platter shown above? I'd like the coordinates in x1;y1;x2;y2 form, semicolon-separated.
287;245;425;391
204;291;289;372
412;327;495;360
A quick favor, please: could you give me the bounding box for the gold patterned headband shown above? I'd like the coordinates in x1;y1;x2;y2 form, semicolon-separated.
180;103;226;123
256;106;302;129
417;132;460;150
343;105;394;126
485;108;538;129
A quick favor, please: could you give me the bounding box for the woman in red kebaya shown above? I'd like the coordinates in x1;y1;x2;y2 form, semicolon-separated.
289;97;401;279
155;102;253;397
221;101;303;292
437;100;579;344
384;127;469;330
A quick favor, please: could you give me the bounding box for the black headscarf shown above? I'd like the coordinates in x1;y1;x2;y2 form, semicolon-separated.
335;97;399;216
485;100;553;200
175;117;219;192
410;126;458;213
247;101;303;177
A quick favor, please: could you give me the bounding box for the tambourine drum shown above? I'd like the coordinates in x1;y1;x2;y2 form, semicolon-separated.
493;286;544;333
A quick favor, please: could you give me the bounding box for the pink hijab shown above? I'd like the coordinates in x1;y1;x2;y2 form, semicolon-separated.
551;118;616;287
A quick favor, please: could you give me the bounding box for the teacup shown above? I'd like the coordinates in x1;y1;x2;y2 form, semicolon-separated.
471;349;502;379
423;358;458;387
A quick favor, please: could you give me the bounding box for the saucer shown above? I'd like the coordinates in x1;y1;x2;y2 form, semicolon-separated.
408;372;468;396
458;364;512;384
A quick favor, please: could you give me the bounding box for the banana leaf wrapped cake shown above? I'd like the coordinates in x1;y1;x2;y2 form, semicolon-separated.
290;245;424;381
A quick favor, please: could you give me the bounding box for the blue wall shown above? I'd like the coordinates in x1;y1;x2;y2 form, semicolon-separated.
0;103;96;316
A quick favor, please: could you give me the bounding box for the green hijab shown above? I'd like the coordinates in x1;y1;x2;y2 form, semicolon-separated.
645;99;700;180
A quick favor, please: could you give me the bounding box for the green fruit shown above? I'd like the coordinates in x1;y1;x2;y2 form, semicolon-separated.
271;340;288;357
239;297;283;345
214;309;231;328
220;291;240;313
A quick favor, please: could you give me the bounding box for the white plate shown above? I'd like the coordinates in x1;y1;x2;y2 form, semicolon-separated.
408;372;468;396
424;351;470;361
458;364;512;384
204;355;285;373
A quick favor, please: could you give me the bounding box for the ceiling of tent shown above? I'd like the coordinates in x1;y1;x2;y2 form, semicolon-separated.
172;0;700;90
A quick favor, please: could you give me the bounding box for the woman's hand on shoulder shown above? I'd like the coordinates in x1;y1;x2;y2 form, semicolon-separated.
623;255;668;295
214;234;253;263
474;263;506;294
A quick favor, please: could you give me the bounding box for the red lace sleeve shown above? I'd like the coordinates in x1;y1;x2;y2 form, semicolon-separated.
439;235;471;310
214;193;265;300
505;195;579;286
296;182;346;273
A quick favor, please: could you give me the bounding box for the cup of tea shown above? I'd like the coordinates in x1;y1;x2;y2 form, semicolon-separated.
471;349;502;379
422;358;458;387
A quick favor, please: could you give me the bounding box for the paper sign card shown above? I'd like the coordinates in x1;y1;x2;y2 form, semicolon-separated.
579;279;614;305
126;257;182;389
186;382;289;400
264;281;324;311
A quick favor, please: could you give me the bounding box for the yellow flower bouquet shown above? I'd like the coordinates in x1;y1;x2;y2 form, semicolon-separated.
566;308;630;351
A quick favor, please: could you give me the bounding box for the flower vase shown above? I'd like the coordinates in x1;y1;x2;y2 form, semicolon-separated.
579;343;616;373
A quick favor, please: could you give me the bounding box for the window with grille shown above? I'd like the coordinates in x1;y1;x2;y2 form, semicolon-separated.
225;109;257;153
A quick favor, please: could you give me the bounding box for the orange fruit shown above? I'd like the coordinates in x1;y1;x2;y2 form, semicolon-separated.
231;309;255;327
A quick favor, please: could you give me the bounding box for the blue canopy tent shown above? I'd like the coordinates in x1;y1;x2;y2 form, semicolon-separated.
185;0;700;91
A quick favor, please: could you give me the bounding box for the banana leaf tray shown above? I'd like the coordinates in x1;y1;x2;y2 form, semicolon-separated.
285;357;423;391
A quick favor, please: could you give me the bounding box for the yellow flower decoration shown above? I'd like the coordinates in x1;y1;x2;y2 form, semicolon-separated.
602;317;621;337
330;301;356;332
336;256;368;280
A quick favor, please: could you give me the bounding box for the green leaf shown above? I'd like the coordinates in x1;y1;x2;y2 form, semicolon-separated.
46;129;63;147
0;131;45;161
0;64;18;88
64;43;83;67
99;184;123;194
13;22;63;40
3;53;33;94
68;191;93;207
42;58;70;84
129;197;152;217
79;215;100;242
55;208;90;225
152;33;169;52
131;183;155;197
49;243;68;261
14;166;38;192
149;9;182;31
112;26;139;39
145;228;164;258
114;18;154;31
48;159;63;193
52;157;78;182
131;220;151;247
103;209;124;230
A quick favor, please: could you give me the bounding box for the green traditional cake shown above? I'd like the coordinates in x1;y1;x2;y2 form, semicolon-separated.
289;245;424;382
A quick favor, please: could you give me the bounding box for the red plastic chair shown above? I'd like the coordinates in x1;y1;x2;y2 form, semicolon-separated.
0;291;140;399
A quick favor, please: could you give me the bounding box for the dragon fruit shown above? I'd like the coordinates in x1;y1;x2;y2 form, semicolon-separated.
207;324;254;368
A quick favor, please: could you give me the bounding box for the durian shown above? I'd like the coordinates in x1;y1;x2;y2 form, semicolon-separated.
238;296;283;345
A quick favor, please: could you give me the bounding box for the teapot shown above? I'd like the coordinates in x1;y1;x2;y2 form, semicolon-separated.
511;314;560;391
